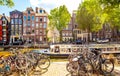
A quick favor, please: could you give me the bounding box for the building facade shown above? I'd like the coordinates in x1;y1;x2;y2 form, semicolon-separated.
0;19;2;42
0;14;10;45
62;17;73;43
23;7;35;43
35;7;48;43
23;7;48;44
10;10;23;43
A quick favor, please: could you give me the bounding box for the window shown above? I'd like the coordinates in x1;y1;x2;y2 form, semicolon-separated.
32;16;34;20
11;19;14;24
36;23;39;28
44;30;46;35
15;14;18;18
40;36;42;41
40;17;42;22
24;22;26;26
15;25;18;31
40;10;42;13
11;25;14;31
19;25;22;31
28;28;31;31
24;16;26;20
28;10;30;14
40;23;42;28
44;17;47;22
32;23;34;27
2;18;5;21
36;17;38;22
2;21;6;24
43;23;46;28
40;30;42;35
27;22;30;26
28;16;30;21
32;30;34;33
15;19;18;24
3;26;6;29
19;19;22;24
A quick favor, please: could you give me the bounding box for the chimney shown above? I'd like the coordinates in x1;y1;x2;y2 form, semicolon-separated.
36;7;38;13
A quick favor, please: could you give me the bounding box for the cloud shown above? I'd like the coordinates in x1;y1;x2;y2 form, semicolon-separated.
30;0;82;14
30;0;40;6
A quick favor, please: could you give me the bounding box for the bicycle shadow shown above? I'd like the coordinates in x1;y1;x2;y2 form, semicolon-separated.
31;68;48;76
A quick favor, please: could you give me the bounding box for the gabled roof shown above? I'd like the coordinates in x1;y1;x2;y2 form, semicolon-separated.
23;7;35;13
0;14;10;22
10;9;22;15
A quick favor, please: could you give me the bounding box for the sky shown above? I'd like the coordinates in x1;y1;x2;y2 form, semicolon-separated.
0;0;83;16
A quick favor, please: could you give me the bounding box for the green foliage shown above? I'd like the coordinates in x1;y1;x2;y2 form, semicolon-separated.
76;0;103;32
99;0;120;30
108;8;120;29
49;5;71;31
99;0;120;8
48;5;71;41
0;0;14;7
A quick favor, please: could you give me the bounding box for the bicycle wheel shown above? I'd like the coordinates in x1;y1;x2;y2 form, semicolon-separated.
15;56;28;70
38;57;50;69
66;62;79;74
79;62;93;76
101;59;114;74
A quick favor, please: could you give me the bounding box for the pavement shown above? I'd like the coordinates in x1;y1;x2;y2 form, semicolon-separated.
31;62;120;76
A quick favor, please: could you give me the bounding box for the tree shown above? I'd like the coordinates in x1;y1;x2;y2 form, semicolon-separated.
76;0;103;43
48;5;71;42
107;8;120;41
99;0;120;41
0;0;14;7
99;0;120;8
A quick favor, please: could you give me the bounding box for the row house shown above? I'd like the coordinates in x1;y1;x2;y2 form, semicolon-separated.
35;7;48;43
0;14;10;45
23;7;35;43
62;17;73;43
23;7;48;44
10;10;23;43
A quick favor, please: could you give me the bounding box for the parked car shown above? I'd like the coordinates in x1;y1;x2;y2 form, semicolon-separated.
75;39;83;44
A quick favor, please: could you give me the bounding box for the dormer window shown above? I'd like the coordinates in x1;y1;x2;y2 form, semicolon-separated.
28;10;30;14
40;9;42;13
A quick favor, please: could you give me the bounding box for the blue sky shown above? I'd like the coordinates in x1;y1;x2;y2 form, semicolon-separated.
0;0;82;16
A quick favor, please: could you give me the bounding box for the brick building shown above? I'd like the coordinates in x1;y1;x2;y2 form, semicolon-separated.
23;7;48;44
23;7;35;43
10;10;23;43
62;17;73;43
0;14;10;45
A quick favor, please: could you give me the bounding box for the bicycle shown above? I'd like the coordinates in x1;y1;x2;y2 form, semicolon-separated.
89;48;114;75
